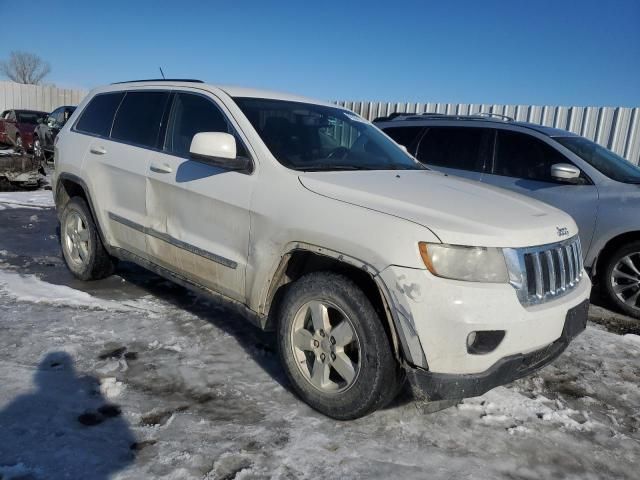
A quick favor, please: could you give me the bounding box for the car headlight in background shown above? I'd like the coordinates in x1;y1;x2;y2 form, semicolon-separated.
418;242;508;283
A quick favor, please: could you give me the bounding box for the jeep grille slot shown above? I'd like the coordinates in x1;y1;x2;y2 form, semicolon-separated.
508;236;583;306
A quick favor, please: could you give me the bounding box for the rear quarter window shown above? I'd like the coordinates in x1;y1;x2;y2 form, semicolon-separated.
75;92;125;137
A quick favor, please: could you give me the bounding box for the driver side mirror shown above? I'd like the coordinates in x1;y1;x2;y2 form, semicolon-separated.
189;132;251;172
551;163;582;184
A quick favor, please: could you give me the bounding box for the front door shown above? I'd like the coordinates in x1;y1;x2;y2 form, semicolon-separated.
481;129;599;252
145;91;254;302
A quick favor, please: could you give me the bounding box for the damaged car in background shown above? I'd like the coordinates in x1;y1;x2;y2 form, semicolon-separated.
0;109;48;151
0;145;44;189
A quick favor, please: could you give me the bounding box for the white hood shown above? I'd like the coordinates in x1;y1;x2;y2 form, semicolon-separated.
299;170;578;248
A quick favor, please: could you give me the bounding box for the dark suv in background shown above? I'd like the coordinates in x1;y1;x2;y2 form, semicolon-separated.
33;105;76;163
376;113;640;320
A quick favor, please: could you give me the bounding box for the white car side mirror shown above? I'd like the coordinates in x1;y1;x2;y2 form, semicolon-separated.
189;132;250;171
551;163;581;182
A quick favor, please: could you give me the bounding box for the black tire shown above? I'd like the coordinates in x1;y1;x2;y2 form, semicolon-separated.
277;272;401;419
600;240;640;319
60;197;116;281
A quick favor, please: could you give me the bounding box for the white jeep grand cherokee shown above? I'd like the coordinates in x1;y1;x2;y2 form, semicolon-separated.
53;80;591;419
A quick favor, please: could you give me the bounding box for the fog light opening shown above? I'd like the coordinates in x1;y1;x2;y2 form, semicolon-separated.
467;330;506;355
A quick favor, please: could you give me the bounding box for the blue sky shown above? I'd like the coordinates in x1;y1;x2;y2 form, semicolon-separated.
3;0;639;106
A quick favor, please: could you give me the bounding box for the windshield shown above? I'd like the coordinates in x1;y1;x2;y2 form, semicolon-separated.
555;136;640;184
234;97;425;171
16;111;46;124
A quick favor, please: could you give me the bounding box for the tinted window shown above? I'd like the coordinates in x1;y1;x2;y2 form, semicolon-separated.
111;91;169;148
164;93;230;157
383;126;424;153
494;130;569;182
75;92;124;137
555;136;640;184
16;111;44;124
416;127;488;172
51;107;65;124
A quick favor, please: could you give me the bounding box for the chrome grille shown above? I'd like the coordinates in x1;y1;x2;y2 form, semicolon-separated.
504;236;584;306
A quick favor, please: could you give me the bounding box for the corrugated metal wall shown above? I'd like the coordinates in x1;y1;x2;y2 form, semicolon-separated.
0;81;87;115
1;82;637;164
336;100;640;165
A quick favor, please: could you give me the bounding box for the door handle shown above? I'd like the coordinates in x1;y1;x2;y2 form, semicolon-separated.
150;163;173;174
90;146;106;155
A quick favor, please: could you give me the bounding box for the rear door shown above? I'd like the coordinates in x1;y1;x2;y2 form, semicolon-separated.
145;90;254;302
79;90;170;258
414;126;491;182
480;129;599;251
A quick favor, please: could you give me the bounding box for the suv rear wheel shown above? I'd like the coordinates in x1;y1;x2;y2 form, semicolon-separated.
277;272;401;419
60;197;116;281
601;241;640;319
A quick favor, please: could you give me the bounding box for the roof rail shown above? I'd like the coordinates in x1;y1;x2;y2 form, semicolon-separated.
475;112;514;122
376;112;515;123
111;79;204;84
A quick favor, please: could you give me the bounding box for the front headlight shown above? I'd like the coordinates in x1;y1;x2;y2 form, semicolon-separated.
418;242;508;283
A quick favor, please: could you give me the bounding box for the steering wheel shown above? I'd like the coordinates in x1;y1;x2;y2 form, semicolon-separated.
326;146;350;160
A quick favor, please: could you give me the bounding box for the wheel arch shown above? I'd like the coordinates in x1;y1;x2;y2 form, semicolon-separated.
55;173;109;248
593;230;640;281
262;244;426;368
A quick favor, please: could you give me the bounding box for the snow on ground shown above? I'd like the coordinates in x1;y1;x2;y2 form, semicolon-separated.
0;190;54;210
0;196;639;480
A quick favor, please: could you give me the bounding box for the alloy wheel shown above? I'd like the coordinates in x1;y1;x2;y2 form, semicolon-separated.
290;300;361;393
610;253;640;310
63;211;90;267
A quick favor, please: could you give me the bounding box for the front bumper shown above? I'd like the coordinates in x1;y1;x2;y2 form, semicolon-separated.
406;299;589;400
380;266;591;374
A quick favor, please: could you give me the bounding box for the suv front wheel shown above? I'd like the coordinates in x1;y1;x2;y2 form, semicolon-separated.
60;197;116;281
277;272;402;419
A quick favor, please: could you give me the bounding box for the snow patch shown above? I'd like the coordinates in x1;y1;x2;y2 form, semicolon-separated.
0;190;54;210
623;333;640;345
100;377;124;399
0;269;161;314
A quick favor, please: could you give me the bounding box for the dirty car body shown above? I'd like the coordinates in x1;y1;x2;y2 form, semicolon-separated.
52;81;591;418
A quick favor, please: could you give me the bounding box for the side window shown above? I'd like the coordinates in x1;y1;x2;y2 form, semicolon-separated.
111;91;169;148
416;127;488;172
50;107;63;124
382;126;425;153
493;130;569;182
75;92;125;137
164;93;231;157
164;93;248;157
8;111;16;122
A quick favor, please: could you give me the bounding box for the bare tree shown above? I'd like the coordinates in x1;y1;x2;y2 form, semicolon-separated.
0;51;51;84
